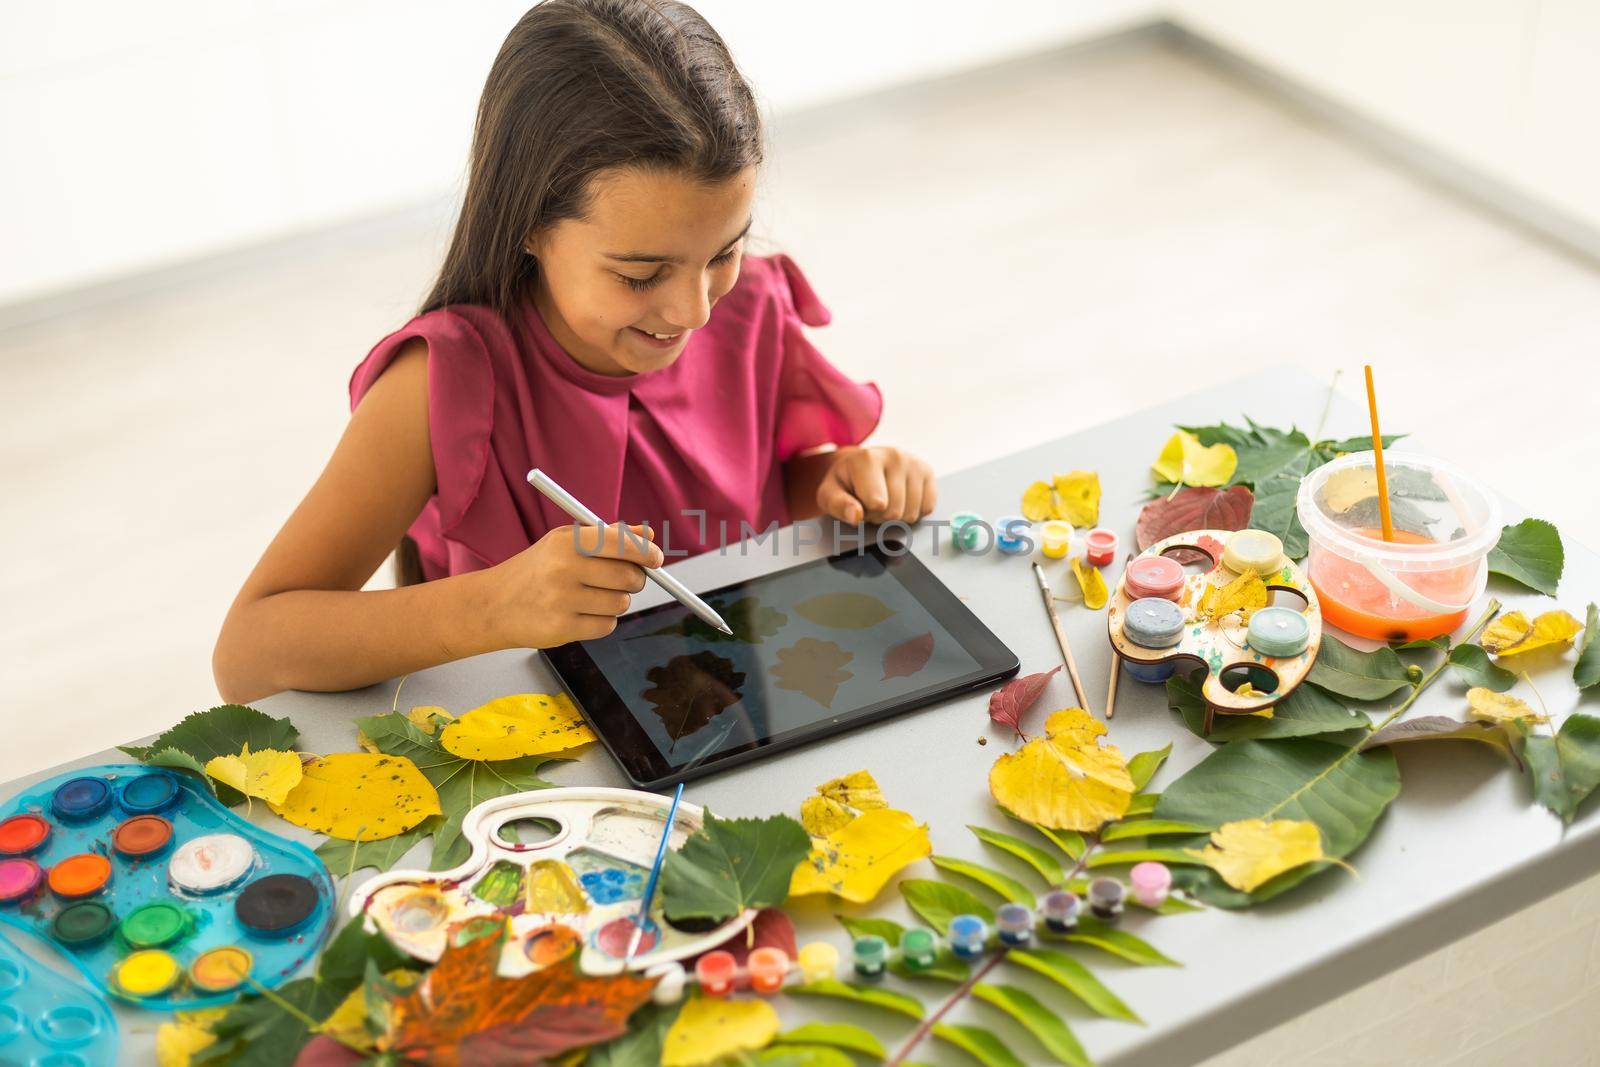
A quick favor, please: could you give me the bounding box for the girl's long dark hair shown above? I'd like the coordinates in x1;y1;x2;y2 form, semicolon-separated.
422;0;763;318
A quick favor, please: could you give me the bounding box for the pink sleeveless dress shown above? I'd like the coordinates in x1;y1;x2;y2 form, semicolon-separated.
349;254;882;580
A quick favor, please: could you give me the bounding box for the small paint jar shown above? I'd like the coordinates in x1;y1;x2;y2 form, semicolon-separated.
121;902;191;950
1130;862;1172;909
899;928;937;970
51;777;112;822
951;512;987;553
995;516;1031;555
852;934;888;980
116;773;180;816
1247;606;1311;658
1084;529;1119;567
0;815;51;857
1222;529;1284;576
995;903;1034;947
1088;878;1125;921
1039;520;1073;560
51;901;116;949
646;960;686;1006
948;914;988;959
235;874;320;939
48;854;112;900
190;946;253;994
694;950;736;996
797;941;839;984
747;947;789;994
1041;889;1080;932
1125;555;1186;602
113;950;182;998
1120;597;1184;684
113;816;174;859
0;859;44;906
169;833;256;894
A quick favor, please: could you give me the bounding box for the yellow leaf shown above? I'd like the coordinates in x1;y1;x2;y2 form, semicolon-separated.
1198;568;1267;622
1152;430;1237;488
203;746;303;806
439;693;595;761
1022;471;1100;526
156;1008;227;1067
1071;556;1109;611
789;807;933;903
1189;818;1331;892
269;753;441;841
800;770;888;837
1021;481;1056;523
1480;610;1583;658
1465;687;1548;725
661;994;780;1067
404;705;452;734
988;708;1133;832
320;969;418;1052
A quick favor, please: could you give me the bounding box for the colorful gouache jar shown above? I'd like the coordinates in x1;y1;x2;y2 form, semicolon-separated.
1120;598;1185;683
797;941;839;983
1247;606;1311;658
1041;889;1079;931
1088;878;1125;920
1130;862;1172;908
1221;529;1285;576
50;778;112;822
1084;529;1119;567
694;950;736;996
1124;555;1185;601
747;947;789;993
1039;520;1073;560
995;903;1033;947
994;516;1031;555
0;815;50;857
951;512;987;552
852;934;888;979
899;928;937;969
948;914;988;959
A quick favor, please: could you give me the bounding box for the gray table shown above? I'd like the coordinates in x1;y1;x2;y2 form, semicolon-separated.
14;369;1598;1064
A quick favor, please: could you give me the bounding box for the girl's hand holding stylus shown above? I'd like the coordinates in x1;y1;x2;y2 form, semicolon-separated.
815;446;938;525
484;522;663;647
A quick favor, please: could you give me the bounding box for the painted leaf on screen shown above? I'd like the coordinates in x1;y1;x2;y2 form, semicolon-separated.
643;651;747;745
660;812;811;923
771;638;854;708
1136;485;1254;551
881;632;935;680
793;592;895;630
637;596;788;645
986;666;1061;740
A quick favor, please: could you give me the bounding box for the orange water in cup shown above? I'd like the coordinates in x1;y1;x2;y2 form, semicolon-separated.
1308;529;1471;642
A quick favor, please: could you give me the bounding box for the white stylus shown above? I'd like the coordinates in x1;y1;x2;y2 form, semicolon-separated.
526;468;733;636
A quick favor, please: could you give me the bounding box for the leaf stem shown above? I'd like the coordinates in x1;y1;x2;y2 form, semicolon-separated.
1373;600;1502;734
1311;369;1343;445
884;948;1010;1067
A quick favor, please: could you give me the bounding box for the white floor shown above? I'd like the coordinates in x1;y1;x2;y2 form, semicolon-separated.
5;33;1599;1065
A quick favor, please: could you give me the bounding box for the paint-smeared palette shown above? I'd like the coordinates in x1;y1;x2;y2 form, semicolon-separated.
0;764;335;1009
0;929;119;1066
350;787;753;976
1107;528;1323;723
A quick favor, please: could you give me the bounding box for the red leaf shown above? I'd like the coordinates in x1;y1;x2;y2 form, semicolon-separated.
988;666;1061;739
1136;485;1254;551
293;1038;365;1067
692;907;798;968
882;632;935;680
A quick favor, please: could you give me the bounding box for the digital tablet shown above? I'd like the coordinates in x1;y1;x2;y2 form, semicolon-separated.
542;541;1019;788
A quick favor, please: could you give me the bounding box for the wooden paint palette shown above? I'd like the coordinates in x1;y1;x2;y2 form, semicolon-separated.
349;787;753;977
1107;529;1323;729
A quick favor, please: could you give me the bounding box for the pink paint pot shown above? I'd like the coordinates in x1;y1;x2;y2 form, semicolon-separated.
1130;861;1172;908
1124;555;1185;601
1084;529;1119;567
694;950;737;996
0;859;45;906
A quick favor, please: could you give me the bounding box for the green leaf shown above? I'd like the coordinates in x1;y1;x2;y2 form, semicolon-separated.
789;978;924;1020
972;984;1091;1067
124;704;299;807
1247;472;1309;560
1084;847;1206;869
1358;716;1522;769
356;712;557;870
1125;793;1159;816
315;821;434;876
1052;916;1179;966
1006;815;1084;860
776;1023;887;1060
658;811;810;922
899;879;994;934
1167;674;1367;742
1127;744;1171;791
930;856;1037;906
1447;644;1516;692
586;1000;679;1067
835;915;969;982
1155;737;1401;906
1393;635;1450;650
1522;715;1600;824
1308;636;1413;701
1007;947;1141;1022
757;1047;857;1067
1487;518;1564;595
1101;819;1215;842
968;825;1065;885
933;1023;1026;1067
1576;604;1600;691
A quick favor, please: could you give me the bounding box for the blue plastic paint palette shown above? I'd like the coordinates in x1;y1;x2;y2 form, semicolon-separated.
0;764;335;1010
351;787;753;977
0;929;118;1067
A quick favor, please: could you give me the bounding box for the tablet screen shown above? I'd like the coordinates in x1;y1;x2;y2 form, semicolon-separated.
547;542;1015;784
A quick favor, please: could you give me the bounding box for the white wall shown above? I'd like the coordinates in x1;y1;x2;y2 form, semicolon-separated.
1167;0;1600;238
0;0;1158;307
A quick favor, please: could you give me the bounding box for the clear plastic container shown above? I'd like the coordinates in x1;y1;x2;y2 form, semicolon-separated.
1296;451;1501;642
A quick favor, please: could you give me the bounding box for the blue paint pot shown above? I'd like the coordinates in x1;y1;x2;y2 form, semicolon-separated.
117;773;179;816
1123;659;1178;683
50;778;111;822
1123;598;1185;649
994;516;1032;555
1247;606;1311;658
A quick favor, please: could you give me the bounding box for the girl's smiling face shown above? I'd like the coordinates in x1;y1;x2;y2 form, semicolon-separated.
531;165;757;377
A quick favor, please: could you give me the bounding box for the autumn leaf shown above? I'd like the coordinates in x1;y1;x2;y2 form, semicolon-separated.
987;666;1062;741
1136;485;1255;551
269;753;441;842
643;651;747;745
1197;568;1267;622
1022;471;1100;526
800;770;888;837
793;592;894;629
438;693;595;761
1070;557;1108;611
1465;687;1548;726
204;745;303;806
1152;430;1237;488
881;632;934;680
636;596;788;645
1359;716;1524;770
989;708;1134;832
790;808;932;903
660;813;811;923
695;908;798;968
771;638;854;708
121;704;300;807
157;1008;228;1067
380;919;655;1066
661;995;780;1067
1188;819;1339;893
1480;610;1583;659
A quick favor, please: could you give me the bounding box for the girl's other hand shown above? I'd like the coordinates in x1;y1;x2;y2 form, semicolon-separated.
480;522;663;648
815;446;938;526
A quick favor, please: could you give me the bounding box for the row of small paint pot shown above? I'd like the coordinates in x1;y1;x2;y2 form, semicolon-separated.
949;514;1122;564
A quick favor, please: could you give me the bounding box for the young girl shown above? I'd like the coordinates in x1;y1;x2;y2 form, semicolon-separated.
213;0;937;704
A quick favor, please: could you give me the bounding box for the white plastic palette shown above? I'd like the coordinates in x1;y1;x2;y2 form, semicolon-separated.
349;787;753;976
